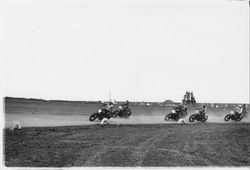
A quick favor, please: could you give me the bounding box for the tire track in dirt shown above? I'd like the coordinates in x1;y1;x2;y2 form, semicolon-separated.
145;126;199;166
81;130;163;166
130;134;163;166
182;127;212;166
181;124;237;166
81;148;106;166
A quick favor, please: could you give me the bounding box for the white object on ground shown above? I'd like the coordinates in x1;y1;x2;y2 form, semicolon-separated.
178;118;185;124
11;120;22;130
100;118;110;125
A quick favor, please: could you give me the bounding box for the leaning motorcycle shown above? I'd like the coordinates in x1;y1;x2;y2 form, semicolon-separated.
189;110;208;122
89;109;112;121
224;111;243;121
165;108;188;121
112;106;132;118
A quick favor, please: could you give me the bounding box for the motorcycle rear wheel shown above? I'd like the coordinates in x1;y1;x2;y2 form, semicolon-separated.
126;109;132;117
238;115;243;121
201;117;208;122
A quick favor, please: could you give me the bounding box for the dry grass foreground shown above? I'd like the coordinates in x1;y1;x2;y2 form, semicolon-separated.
4;123;250;167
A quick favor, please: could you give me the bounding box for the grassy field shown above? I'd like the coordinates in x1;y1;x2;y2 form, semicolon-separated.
4;123;250;167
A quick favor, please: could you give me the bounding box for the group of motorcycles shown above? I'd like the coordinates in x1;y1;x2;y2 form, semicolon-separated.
165;107;208;122
89;104;132;121
165;106;244;122
89;103;245;122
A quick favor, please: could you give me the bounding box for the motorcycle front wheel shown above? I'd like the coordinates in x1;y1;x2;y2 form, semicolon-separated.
89;113;98;121
238;115;243;121
165;114;171;121
189;115;195;122
224;114;231;121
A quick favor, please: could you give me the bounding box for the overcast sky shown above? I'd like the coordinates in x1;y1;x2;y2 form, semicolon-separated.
0;0;249;103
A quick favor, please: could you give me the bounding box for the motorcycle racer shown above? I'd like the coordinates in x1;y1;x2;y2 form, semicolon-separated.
112;100;132;118
119;100;129;110
224;104;244;122
232;105;243;119
198;104;207;119
173;104;187;118
89;102;114;121
99;102;114;115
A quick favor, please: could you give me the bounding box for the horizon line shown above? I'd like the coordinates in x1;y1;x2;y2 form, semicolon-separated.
3;96;249;104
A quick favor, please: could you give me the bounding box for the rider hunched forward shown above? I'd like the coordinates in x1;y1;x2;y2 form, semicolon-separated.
189;104;208;122
224;104;245;121
112;100;132;118
89;102;114;121
165;104;188;121
89;101;132;121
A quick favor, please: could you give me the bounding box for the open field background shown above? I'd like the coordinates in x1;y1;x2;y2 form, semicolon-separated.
4;98;250;128
3;98;250;167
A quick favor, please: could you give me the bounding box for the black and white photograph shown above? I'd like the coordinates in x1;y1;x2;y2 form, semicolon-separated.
1;0;249;168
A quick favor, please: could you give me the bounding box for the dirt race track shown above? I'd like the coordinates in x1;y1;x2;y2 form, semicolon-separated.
4;123;250;167
3;98;250;167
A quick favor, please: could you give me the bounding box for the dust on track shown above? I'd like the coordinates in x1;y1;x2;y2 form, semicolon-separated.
5;110;250;128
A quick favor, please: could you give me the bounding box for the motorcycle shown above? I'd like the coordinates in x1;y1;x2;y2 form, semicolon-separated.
89;109;112;121
189;110;208;122
112;106;132;118
165;108;188;121
224;111;243;121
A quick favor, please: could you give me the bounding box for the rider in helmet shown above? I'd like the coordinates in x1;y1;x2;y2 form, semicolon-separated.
242;104;247;117
233;104;243;119
100;101;114;115
107;102;114;112
120;100;129;110
174;104;185;118
198;104;207;119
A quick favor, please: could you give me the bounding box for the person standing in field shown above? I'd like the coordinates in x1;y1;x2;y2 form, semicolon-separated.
242;104;247;118
190;91;196;104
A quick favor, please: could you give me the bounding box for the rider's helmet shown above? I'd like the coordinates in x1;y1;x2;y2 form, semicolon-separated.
238;104;242;108
126;100;129;104
108;102;114;108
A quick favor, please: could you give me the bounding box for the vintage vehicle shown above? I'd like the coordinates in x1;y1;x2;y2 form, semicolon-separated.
224;111;243;121
89;108;112;121
112;105;132;118
189;110;208;122
165;107;188;121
